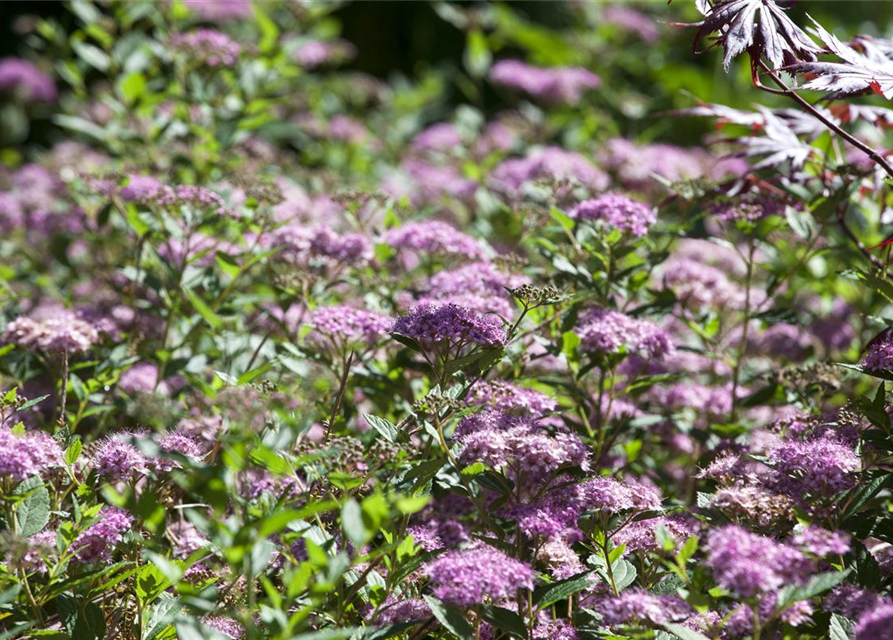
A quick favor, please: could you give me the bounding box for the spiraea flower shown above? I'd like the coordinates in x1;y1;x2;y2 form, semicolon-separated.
171;29;242;67
466;380;557;417
155;431;204;472
381;221;486;260
768;437;860;508
575;308;673;359
3;313;100;354
570;194;656;237
309;305;393;350
705;525;811;597
659;257;744;309
0;58;56;102
423;544;535;606
855;604;893;640
0;428;63;482
393;303;506;350
71;507;134;563
373;597;430;626
863;330;893;372
596;590;690;626
185;0;252;22
491;146;610;196
92;435;150;481
490;60;601;104
17;530;57;575
793;526;850;557
200;615;246;639
532;618;579;640
578;476;662;514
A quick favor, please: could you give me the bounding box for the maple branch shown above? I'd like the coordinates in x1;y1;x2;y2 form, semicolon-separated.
757;60;893;180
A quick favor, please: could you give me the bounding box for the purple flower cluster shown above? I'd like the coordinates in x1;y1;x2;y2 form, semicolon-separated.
458;415;589;479
864;330;893;371
466;380;557;416
597;590;690;626
393;303;506;349
373;597;430;625
4;313;100;354
266;223;372;267
579;476;663;514
490;60;601;104
171;29;242;67
570;194;657;237
491;147;610;196
423;545;535;606
0;58;56;103
310;305;393;347
705;525;811;597
382;221;485;260
200;615;246;639
855;605;893;640
575;308;673;359
0;428;62;482
92;436;149;481
71;507;134;563
768;437;860;508
185;0;252;22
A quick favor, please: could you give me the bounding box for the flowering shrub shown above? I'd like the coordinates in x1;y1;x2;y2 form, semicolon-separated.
2;1;893;639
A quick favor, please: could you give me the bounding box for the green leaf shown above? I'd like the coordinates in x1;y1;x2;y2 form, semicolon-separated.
550;206;575;231
72;40;110;71
663;623;710;640
534;571;593;609
118;71;146;104
464;28;491;77
364;414;398;443
57;595;106;640
829;613;854;640
18;394;50;411
342;499;368;547
835;362;893;381
15;477;49;537
479;605;527;639
183;286;223;330
777;570;850;608
65;439;83;465
422;595;474;640
612;558;637;591
142;594;182;640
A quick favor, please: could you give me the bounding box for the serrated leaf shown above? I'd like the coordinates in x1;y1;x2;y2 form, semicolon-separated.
777;570;850;608
15;477;49;537
612;558;637;591
663;623;710;640
142;594;182;640
364;414;398;443
829;613;855;640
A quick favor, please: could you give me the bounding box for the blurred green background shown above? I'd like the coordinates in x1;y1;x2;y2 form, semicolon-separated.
2;0;893;149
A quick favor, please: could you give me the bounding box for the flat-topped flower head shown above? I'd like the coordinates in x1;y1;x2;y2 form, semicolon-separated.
393;303;506;349
0;428;63;482
768;436;859;507
310;305;393;349
466;380;557;417
490;60;601;104
423;545;534;606
578;476;662;514
491;147;609;196
597;589;690;626
185;0;252;22
0;58;56;102
71;507;134;563
855;603;893;640
705;525;811;597
171;29;242;67
575;308;673;359
570;194;656;237
93;435;149;481
381;221;486;260
4;313;100;354
864;330;893;372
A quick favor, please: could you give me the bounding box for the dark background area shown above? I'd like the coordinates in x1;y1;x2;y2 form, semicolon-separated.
3;1;892;78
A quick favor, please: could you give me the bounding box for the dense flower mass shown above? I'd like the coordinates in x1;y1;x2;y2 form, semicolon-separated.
575;308;673;359
705;525;811;597
2;2;893;638
423;545;535;605
490;60;601;104
393;303;506;348
570;193;657;237
0;58;56;102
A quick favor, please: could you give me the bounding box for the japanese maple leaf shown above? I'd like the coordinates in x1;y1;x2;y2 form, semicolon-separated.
692;0;821;72
793;20;893;99
736;107;822;169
